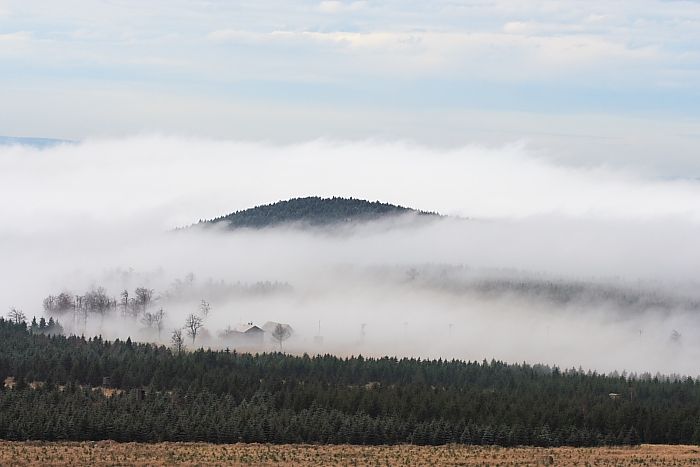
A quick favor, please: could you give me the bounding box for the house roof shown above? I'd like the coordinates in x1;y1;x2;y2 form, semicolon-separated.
233;323;265;333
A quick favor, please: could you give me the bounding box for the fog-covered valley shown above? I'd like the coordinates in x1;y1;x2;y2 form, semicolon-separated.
6;214;700;376
2;137;700;375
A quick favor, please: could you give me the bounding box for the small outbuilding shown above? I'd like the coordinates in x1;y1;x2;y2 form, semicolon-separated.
219;322;265;347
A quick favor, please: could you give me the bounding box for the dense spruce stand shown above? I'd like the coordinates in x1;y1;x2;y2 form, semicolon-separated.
1;318;698;445
202;196;439;229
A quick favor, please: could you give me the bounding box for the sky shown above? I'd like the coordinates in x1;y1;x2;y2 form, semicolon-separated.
1;0;700;175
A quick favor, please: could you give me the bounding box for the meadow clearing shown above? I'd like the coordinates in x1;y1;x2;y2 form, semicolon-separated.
1;442;699;466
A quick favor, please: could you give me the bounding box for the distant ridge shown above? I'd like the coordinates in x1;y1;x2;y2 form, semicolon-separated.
200;196;440;229
0;136;74;148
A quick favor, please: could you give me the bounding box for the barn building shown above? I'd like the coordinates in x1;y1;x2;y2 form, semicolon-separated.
220;322;265;347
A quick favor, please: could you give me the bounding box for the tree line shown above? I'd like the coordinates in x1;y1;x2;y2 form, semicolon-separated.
1;318;699;445
39;282;288;348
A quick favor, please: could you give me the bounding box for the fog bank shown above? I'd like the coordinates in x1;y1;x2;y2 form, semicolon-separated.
2;137;700;375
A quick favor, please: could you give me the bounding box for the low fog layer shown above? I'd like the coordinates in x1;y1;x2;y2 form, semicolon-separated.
2;137;700;375
4;136;700;232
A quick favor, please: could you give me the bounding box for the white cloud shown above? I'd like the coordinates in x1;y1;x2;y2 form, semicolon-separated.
3;1;697;87
502;21;586;35
0;31;34;58
206;29;250;42
318;1;366;13
2;136;700;233
204;28;658;79
318;0;342;13
0;30;31;43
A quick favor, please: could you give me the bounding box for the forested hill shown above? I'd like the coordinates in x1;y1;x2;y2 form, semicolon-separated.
200;197;439;229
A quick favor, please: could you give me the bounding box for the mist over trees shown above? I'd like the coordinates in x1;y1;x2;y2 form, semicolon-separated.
28;316;63;335
3;201;700;447
184;313;204;344
44;286;149;334
42;293;74;315
27;262;700;376
141;308;166;339
160;275;291;303
2;319;698;446
171;329;185;355
412;267;700;315
35;273;291;344
9;199;700;449
7;307;25;325
271;323;291;350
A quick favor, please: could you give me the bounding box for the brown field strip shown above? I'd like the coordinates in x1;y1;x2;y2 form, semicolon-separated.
0;442;699;466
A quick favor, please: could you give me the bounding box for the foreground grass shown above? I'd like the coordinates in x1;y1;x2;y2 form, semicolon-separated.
1;442;700;466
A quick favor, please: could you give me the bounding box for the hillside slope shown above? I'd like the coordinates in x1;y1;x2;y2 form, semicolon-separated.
202;196;439;229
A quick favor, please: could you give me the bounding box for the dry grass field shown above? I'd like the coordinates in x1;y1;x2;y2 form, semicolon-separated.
0;442;699;466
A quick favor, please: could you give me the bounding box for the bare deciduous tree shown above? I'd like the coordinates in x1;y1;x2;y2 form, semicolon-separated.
141;311;155;328
171;329;185;354
120;289;129;317
7;307;26;324
185;313;203;344
85;287;111;313
43;292;74;316
152;308;166;339
199;299;211;318
142;308;166;339
272;323;291;351
42;295;56;313
84;286;113;329
134;287;154;315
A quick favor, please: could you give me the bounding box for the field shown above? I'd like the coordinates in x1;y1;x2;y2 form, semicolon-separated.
1;442;699;466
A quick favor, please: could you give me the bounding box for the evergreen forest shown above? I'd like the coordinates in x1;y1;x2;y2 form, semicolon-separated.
202;197;437;229
2;318;699;445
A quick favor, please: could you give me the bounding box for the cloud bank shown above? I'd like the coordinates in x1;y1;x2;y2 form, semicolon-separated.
3;136;700;232
2;136;700;375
